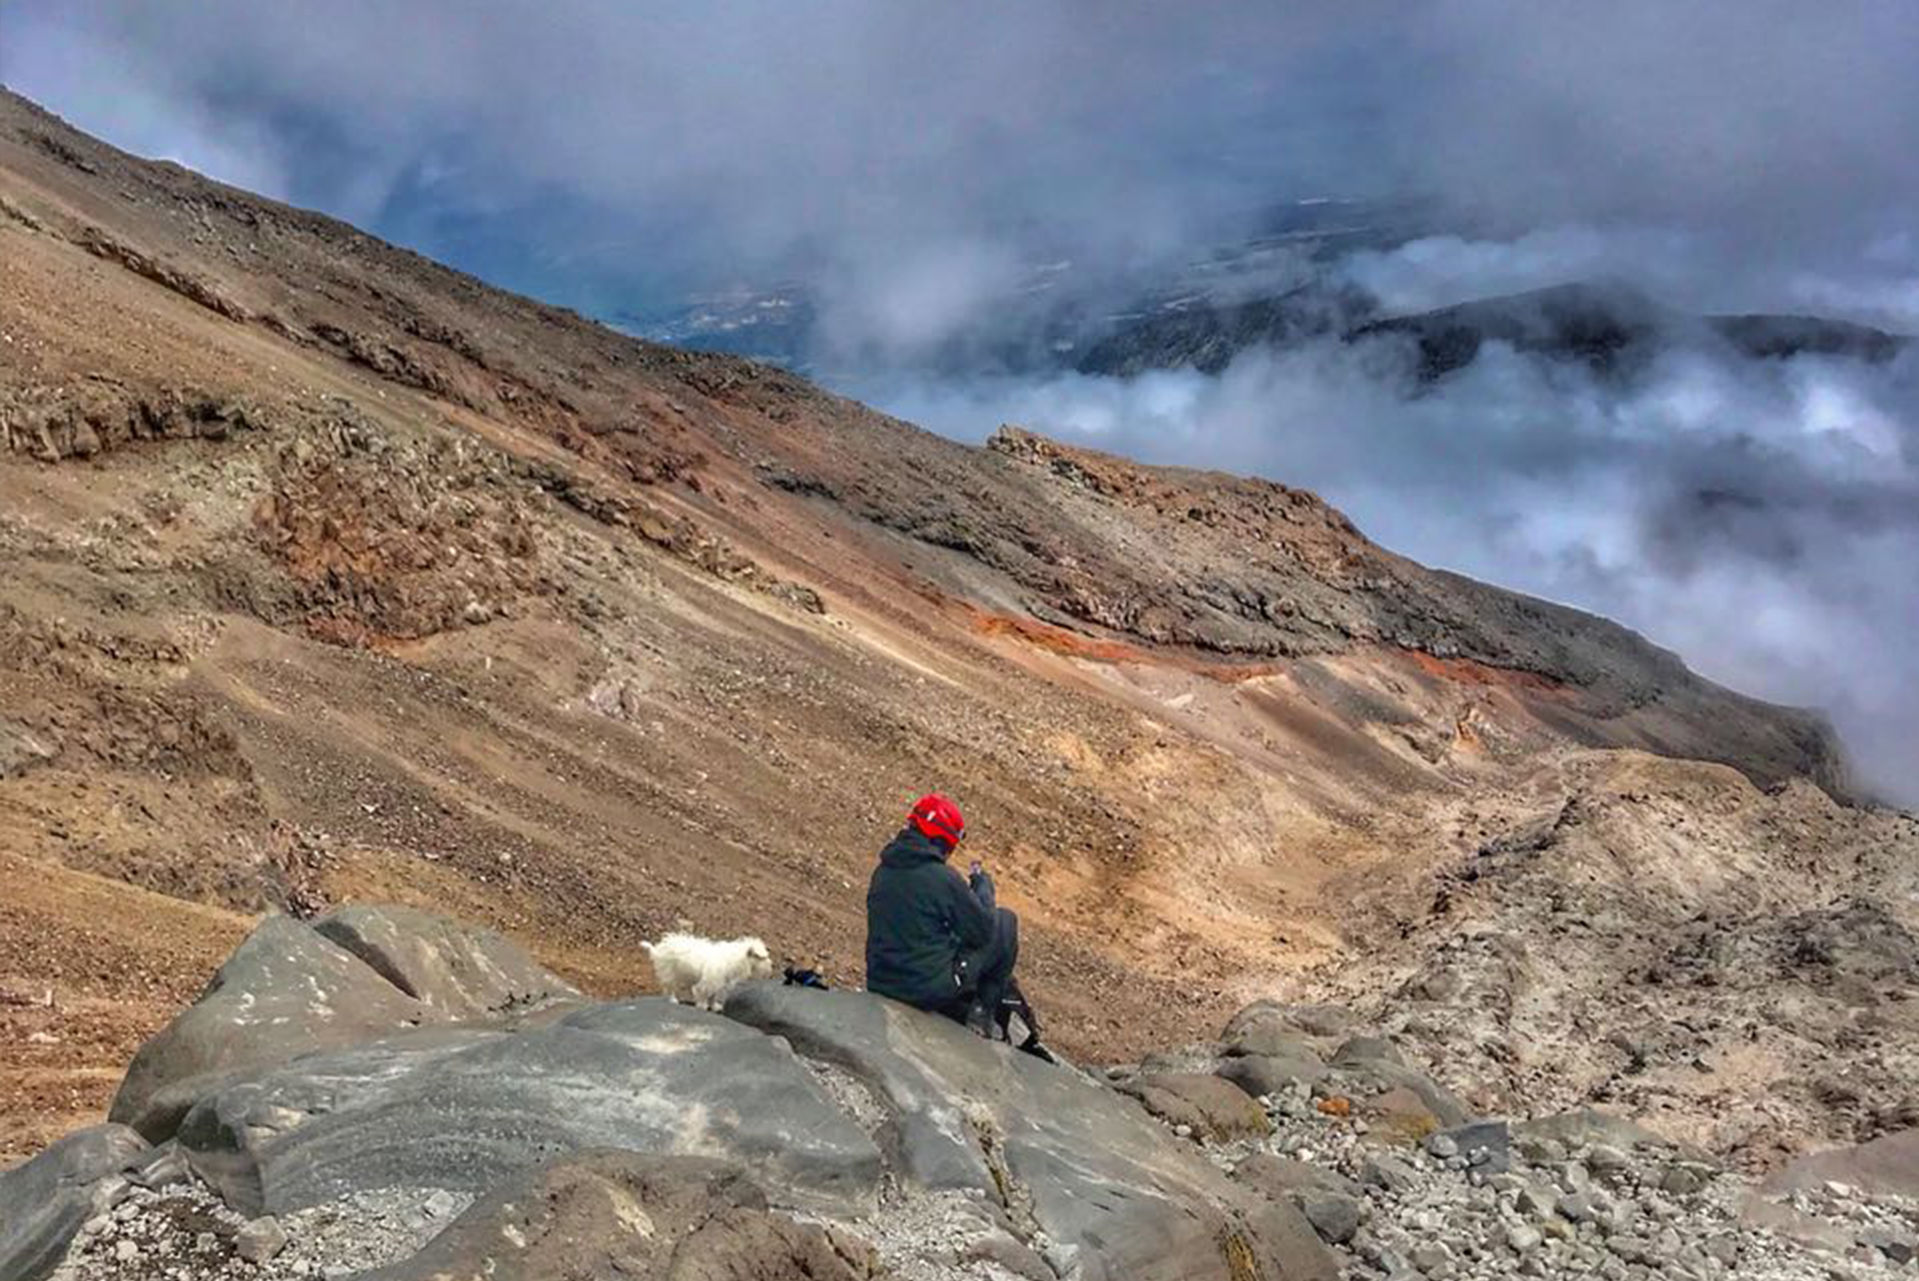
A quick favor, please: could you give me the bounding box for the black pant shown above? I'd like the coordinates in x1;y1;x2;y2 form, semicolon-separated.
935;908;1035;1038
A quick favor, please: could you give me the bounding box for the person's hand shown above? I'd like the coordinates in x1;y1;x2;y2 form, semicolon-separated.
969;860;984;878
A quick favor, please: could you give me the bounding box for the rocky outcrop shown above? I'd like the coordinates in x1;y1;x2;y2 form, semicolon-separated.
722;982;1335;1281
108;907;579;1142
16;903;1919;1280
18;907;1345;1280
0;1124;149;1281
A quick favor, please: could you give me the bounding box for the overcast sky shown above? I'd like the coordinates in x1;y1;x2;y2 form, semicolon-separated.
5;3;1917;800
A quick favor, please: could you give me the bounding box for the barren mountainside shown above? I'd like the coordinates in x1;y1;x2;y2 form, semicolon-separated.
1;81;1913;1200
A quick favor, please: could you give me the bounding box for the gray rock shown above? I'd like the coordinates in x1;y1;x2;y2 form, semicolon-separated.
1298;1190;1364;1244
1559;1190;1617;1229
725;982;1337;1281
235;1215;288;1263
176;999;882;1220
0;1123;149;1281
1331;1035;1407;1067
1224;1019;1329;1063
1661;1164;1707;1197
109;908;581;1144
1426;1132;1460;1159
313;903;579;1018
1508;1224;1544;1252
1123;1072;1274;1142
1442;1120;1511;1174
355;1151;875;1281
1515;1180;1560;1219
1556;1160;1592;1193
1360;1152;1421;1194
1217;1050;1328;1100
1233;1153;1364;1201
1859;1227;1916;1265
1223;1000;1359;1045
126;1141;192;1190
1586;1143;1632;1176
109;916;432;1141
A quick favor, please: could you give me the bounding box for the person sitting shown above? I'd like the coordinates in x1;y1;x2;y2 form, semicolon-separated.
864;793;1052;1060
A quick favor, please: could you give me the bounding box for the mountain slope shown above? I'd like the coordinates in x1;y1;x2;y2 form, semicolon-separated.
0;90;1906;1168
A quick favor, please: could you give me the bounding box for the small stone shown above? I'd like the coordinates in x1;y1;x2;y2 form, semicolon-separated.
114;1239;141;1263
1558;1161;1592;1193
1586;1144;1631;1174
1516;1183;1560;1219
1661;1165;1705;1197
1300;1191;1364;1244
1361;1152;1421;1194
236;1215;289;1264
1509;1224;1544;1253
1428;1133;1461;1159
422;1188;462;1219
1559;1191;1615;1228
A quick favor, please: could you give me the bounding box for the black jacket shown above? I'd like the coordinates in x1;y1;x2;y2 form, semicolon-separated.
864;827;996;1009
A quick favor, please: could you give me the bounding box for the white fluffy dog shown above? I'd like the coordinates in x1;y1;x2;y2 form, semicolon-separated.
641;933;774;1010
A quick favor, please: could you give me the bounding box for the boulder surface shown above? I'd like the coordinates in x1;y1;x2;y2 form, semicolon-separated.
174;1000;882;1218
109;907;578;1143
724;982;1336;1281
0;1123;149;1281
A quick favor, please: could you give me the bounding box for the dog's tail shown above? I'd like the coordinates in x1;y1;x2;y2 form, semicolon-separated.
639;940;656;956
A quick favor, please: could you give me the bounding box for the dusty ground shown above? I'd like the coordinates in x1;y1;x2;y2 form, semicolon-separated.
0;89;1911;1169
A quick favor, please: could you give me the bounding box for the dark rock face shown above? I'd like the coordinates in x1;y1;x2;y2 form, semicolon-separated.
173;1000;882;1219
357;1151;878;1281
0;1123;148;1281
109;908;579;1143
723;983;1336;1281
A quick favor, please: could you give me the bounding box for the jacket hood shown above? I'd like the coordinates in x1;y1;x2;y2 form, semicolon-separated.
879;827;951;869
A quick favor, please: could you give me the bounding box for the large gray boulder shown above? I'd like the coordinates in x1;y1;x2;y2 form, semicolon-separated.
0;1123;149;1281
357;1151;877;1280
109;907;579;1142
724;983;1337;1281
174;999;881;1220
314;903;581;1018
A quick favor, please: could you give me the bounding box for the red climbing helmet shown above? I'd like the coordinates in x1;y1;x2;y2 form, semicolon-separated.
909;793;966;847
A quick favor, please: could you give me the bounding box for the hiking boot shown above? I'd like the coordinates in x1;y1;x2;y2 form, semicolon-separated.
965;1001;997;1039
1017;1033;1057;1065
